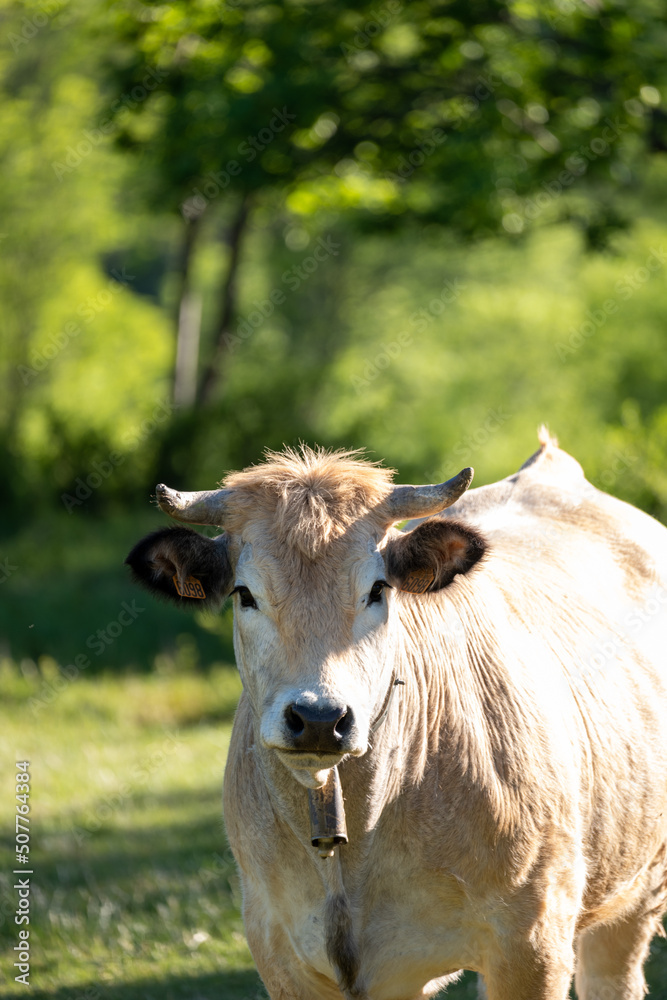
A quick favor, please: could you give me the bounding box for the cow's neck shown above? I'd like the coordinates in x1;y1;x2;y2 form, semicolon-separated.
251;589;502;870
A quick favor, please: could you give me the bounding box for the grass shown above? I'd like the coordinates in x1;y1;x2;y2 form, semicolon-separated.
3;662;667;1000
0;661;263;1000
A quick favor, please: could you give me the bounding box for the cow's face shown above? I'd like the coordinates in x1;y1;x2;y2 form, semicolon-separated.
228;526;397;788
126;514;484;788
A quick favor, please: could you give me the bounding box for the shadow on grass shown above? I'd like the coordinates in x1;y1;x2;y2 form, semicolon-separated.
2;785;230;891
0;969;580;1000
2;929;667;1000
1;968;265;1000
0;968;493;1000
0;784;238;959
4;780;667;1000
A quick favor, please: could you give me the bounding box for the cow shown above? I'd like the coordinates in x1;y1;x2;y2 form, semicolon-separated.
126;431;667;1000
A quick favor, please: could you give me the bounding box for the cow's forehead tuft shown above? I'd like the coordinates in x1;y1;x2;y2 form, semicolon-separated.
220;446;395;559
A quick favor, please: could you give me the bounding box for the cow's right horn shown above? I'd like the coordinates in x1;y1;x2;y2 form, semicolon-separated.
155;484;230;525
386;467;473;521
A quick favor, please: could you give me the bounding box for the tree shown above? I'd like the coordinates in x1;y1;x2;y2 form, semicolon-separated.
101;0;667;402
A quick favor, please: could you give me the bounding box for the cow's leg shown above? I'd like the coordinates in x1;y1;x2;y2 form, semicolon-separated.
249;953;342;1000
481;956;573;999
244;908;342;1000
480;930;575;1000
574;907;662;1000
575;847;667;1000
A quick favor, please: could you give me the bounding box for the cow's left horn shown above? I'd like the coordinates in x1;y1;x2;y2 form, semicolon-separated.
386;467;473;521
155;484;230;525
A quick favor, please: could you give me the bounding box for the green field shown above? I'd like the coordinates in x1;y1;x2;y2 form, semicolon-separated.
0;661;667;1000
0;664;480;999
3;663;667;1000
0;665;264;999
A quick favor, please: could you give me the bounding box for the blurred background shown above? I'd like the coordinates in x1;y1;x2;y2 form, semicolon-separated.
2;0;667;997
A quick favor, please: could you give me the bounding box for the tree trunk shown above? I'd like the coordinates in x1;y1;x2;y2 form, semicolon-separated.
172;213;203;408
173;291;202;408
197;194;251;407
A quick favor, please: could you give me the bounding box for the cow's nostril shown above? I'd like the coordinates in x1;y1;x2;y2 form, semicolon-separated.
285;705;305;737
334;710;352;738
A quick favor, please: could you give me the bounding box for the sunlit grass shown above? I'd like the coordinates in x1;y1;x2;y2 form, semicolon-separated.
0;662;264;1000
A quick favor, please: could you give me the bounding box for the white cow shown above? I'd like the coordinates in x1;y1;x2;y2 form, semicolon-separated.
127;432;667;1000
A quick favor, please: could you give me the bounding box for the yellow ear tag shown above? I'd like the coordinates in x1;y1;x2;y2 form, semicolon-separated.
172;574;206;599
401;568;435;594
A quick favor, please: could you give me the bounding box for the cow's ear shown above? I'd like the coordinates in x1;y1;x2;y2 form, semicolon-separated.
383;519;486;593
125;527;233;608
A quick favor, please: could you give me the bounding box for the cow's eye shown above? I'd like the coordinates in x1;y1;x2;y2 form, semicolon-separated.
233;586;258;609
368;580;389;606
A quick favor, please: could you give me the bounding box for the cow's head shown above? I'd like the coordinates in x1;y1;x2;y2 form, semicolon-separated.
126;449;485;788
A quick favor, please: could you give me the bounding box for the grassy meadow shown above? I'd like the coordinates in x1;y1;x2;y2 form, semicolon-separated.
0;515;490;999
0;660;500;999
2;660;667;1000
0;664;263;999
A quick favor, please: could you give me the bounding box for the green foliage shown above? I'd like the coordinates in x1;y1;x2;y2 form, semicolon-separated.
3;0;667;519
102;0;667;239
0;0;177;513
148;211;667;520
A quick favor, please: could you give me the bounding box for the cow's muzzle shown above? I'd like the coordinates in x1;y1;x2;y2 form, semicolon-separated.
283;701;353;755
